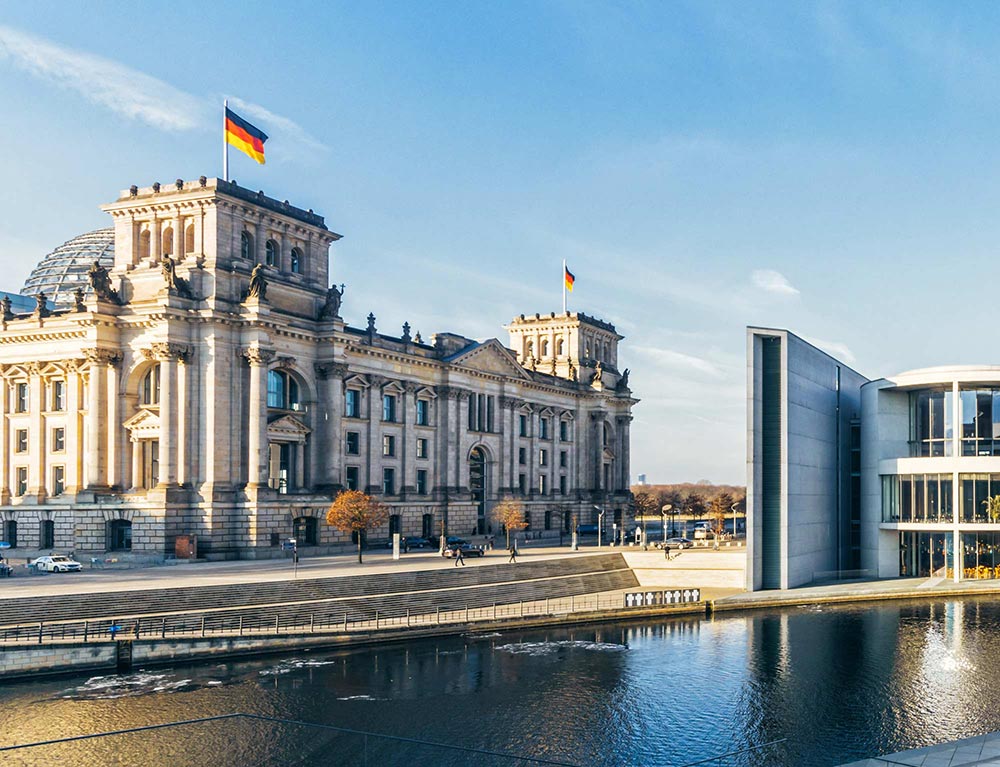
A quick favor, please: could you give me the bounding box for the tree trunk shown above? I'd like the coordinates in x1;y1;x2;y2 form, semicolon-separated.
357;535;363;564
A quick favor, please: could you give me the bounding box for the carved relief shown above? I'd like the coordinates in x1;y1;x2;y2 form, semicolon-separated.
143;343;193;362
314;361;349;379
241;346;275;366
84;349;124;367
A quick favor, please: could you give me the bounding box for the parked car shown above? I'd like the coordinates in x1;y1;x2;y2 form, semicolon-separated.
30;555;83;573
443;543;485;558
429;536;467;548
576;524;599;536
663;537;694;549
384;537;433;550
0;559;12;577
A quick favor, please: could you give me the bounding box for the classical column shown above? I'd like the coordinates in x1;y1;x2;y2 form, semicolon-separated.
294;443;305;489
151;216;162;261
158;352;176;486
499;397;518;494
367;376;385;493
254;220;265;264
173;215;183;260
0;376;9;503
528;407;538;497
177;355;189;486
402;383;416;494
242;346;274;488
84;350;117;489
27;364;44;497
65;363;82;494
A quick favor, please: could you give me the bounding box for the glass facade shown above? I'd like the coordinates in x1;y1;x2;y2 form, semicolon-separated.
899;531;953;578
961;532;1000;579
959;474;1000;522
882;474;953;522
960;388;1000;456
910;389;953;456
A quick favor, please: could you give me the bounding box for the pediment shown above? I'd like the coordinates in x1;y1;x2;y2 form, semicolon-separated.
449;339;532;380
415;386;437;400
382;380;405;394
602;446;616;461
559;410;575;421
124;409;160;439
344;374;370;389
268;414;311;442
539;406;555;417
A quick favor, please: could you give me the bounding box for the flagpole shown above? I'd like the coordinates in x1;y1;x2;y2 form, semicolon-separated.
223;99;229;182
562;259;567;313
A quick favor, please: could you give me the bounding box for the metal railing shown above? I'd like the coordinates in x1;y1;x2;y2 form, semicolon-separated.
0;591;702;647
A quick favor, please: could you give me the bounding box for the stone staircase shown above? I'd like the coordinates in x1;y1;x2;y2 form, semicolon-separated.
0;553;637;637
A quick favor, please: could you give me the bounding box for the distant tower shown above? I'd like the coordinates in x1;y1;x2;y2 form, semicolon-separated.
505;311;624;385
637;473;647;486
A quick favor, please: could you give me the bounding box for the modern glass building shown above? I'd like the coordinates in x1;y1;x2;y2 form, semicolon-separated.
749;329;1000;589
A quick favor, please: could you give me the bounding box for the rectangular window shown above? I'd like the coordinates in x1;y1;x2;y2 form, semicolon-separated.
519;414;528;437
15;429;27;453
559;450;568;468
560;420;569;441
519;447;526;465
52;466;65;496
382;467;395;495
4;520;16;548
416;399;429;426
539;475;548;494
345;431;360;455
345;389;360;418
16;467;27;496
539;449;548;466
383;434;395;457
53;427;65;453
416;469;428;495
383;394;397;422
416;438;428;459
52;381;65;411
540;418;550;440
487;396;495;432
559;475;567;495
345;466;359;491
15;383;27;413
518;473;527;494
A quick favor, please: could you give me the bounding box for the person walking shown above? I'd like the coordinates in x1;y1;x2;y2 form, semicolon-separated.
508;544;517;563
454;547;465;566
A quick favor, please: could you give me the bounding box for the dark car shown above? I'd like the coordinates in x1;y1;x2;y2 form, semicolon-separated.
429;536;467;548
443;543;485;558
404;537;432;549
576;524;599;536
661;537;694;550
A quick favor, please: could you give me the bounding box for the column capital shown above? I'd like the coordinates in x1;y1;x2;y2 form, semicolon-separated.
143;342;193;362
314;361;349;380
499;396;521;410
84;348;124;367
240;346;275;366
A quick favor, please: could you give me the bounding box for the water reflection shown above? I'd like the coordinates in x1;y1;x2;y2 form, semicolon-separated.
6;600;1000;765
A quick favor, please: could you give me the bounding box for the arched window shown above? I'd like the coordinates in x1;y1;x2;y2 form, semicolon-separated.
106;519;132;551
139;365;161;406
161;226;173;256
556;337;565;356
185;224;195;254
293;516;318;546
240;231;252;260
265;239;279;267
290;247;302;274
139;229;151;260
267;369;301;410
541;339;549;357
585;340;591;358
470;447;488;534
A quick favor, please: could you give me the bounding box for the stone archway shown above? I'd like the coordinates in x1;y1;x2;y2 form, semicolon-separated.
469;446;488;534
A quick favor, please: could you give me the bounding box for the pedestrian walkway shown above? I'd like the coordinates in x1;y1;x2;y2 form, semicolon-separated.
838;730;1000;766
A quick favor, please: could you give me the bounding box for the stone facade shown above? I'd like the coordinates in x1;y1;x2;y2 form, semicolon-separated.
0;178;637;559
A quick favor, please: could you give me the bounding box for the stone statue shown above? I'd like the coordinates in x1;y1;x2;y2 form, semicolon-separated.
616;368;630;392
247;263;267;301
414;331;423;344
160;256;192;298
568;361;578;382
73;288;85;312
88;260;119;303
402;322;411;343
34;292;49;318
526;355;537;372
1;295;12;322
319;283;344;319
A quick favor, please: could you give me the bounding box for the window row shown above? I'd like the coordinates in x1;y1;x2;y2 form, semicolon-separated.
518;414;572;441
240;230;304;274
138;223;196;259
344;391;432;425
882;473;1000;523
342;466;428;496
12;427;66;454
10;465;66;497
9;380;68;414
519;447;570;468
909;387;1000;457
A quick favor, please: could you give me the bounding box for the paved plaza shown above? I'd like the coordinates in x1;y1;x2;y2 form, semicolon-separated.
839;731;1000;766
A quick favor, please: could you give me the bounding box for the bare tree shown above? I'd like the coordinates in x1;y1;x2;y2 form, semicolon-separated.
326;490;390;564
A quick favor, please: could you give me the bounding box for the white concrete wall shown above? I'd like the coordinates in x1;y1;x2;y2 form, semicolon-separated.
623;551;745;590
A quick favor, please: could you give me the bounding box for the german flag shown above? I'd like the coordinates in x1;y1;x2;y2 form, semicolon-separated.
564;265;575;292
225;107;268;165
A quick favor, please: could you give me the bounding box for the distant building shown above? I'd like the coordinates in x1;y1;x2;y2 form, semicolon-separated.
637;473;647;486
0;177;637;559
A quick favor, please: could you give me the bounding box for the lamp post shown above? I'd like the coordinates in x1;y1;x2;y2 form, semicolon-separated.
661;504;672;543
593;505;606;548
730;502;739;539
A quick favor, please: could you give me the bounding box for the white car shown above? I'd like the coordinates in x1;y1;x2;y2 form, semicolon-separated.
31;555;83;573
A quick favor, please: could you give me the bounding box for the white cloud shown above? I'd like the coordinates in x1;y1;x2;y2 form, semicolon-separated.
629;345;727;379
751;269;800;296
802;335;857;365
0;25;204;130
227;96;328;155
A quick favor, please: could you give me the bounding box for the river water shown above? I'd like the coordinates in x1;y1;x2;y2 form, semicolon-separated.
1;596;996;766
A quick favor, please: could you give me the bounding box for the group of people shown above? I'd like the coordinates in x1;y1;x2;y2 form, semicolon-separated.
450;537;519;566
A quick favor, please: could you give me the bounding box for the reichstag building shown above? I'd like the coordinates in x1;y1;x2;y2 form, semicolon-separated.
0;178;637;558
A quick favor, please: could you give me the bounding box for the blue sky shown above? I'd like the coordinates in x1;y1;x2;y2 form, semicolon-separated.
4;2;1000;484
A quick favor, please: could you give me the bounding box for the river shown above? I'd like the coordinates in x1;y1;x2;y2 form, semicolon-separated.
1;596;996;766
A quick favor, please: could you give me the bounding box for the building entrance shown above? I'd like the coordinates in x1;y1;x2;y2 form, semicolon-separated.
900;531;953;578
470;447;487;534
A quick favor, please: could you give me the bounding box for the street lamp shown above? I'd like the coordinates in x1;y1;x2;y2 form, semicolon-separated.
730;502;739;539
661;504;671;543
594;505;605;548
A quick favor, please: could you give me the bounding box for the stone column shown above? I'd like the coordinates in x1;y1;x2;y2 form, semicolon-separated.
0;377;9;503
314;362;348;489
402;383;416;494
173;215;183;260
158;354;176;486
65;364;81;494
84;350;117;489
254;220;265;264
106;363;121;489
367;376;385;493
176;356;189;486
130;439;142;491
27;364;44;497
295;442;305;489
528;407;538;497
242;346;274;488
152;216;161;261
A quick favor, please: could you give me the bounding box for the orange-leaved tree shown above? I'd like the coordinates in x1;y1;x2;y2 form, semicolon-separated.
493;497;528;549
326;490;389;564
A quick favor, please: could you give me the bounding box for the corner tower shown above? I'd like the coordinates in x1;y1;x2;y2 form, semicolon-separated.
505;311;625;386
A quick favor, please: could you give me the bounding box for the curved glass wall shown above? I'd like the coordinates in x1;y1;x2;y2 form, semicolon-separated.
910;389;953;456
962;532;1000;579
882;474;953;522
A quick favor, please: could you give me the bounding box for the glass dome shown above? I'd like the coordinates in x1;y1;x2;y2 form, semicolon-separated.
21;227;115;305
